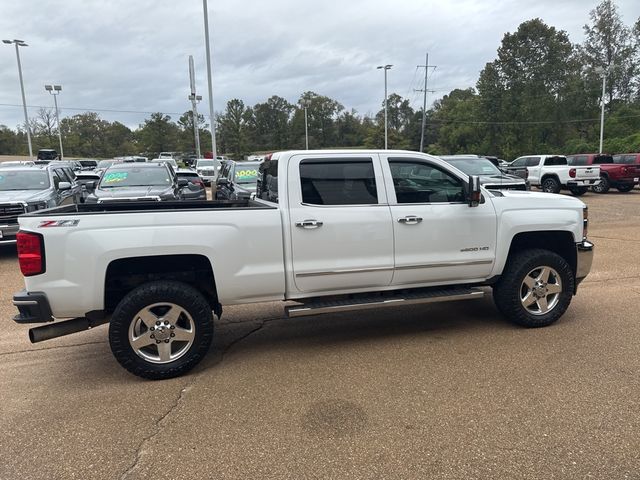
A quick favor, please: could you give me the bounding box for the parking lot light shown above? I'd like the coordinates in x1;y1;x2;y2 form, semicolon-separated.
3;39;33;158
44;84;64;160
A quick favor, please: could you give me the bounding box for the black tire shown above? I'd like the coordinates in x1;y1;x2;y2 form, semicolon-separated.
592;175;610;193
109;281;213;380
616;184;634;193
493;249;574;328
541;177;561;194
569;186;588;196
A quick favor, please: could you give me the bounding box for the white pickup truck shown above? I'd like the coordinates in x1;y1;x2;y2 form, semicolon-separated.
12;150;594;379
505;155;600;196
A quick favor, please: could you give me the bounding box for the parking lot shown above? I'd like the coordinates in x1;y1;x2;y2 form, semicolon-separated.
0;190;639;479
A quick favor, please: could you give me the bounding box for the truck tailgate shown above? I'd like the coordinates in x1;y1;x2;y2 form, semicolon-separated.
574;166;599;180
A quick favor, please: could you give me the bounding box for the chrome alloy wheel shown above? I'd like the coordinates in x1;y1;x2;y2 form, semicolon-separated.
128;302;196;364
520;266;562;316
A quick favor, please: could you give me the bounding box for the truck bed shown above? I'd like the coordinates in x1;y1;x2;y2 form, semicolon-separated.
23;199;275;217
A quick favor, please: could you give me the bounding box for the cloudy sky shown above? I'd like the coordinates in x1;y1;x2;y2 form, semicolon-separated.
1;0;638;130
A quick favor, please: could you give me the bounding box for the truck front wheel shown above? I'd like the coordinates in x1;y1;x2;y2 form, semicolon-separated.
109;281;214;380
493;249;574;328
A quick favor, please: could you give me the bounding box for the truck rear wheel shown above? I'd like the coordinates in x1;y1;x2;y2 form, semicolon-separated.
541;177;561;194
616;184;634;193
493;249;574;328
109;281;213;380
592;175;610;193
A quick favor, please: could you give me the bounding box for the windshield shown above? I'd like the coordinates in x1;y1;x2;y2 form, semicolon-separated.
99;167;172;188
445;158;502;176
234;164;260;184
0;170;51;191
197;160;216;167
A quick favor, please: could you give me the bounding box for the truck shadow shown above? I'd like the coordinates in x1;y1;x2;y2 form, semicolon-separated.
201;295;514;371
0;244;17;258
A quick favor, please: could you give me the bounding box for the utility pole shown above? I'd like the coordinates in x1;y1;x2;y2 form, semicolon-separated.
202;0;217;158
188;56;202;159
376;64;392;149
416;53;436;153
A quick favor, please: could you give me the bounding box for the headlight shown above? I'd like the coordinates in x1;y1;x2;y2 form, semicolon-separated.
26;201;48;212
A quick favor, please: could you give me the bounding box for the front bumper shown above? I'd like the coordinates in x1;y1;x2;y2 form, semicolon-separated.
12;290;53;324
0;224;19;244
576;240;594;285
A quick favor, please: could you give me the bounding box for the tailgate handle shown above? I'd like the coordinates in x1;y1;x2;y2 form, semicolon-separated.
398;216;423;225
295;219;323;229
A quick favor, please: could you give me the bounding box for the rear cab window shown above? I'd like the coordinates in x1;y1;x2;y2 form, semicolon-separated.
299;159;378;205
543;156;567;166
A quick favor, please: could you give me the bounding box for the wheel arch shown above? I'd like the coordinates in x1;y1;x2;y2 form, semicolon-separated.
104;254;220;316
506;231;577;291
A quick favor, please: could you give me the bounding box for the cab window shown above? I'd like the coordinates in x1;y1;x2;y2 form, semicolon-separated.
389;159;465;204
299;159;378;205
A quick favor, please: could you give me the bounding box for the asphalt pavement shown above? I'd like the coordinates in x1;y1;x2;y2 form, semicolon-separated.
0;191;639;479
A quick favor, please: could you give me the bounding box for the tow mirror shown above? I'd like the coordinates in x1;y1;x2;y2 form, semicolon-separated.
85;181;96;192
58;181;71;191
468;175;481;207
217;178;229;186
177;178;188;188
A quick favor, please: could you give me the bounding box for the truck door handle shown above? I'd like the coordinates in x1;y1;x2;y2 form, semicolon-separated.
295;219;323;229
398;216;423;224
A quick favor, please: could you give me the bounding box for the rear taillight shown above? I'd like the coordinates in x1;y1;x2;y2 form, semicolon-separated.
16;231;45;276
569;168;576;178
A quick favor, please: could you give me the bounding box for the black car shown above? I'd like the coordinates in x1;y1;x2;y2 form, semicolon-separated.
439;155;529;191
86;163;187;203
37;149;58;160
176;169;207;200
215;160;261;200
0;166;80;244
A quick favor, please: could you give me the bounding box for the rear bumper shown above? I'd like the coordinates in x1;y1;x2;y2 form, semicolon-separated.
576;240;594;286
12;290;53;324
567;179;599;187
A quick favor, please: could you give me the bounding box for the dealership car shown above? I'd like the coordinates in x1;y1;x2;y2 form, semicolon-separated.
215;160;261;200
195;159;220;185
176;169;207;200
86;163;186;203
0;166;80;243
440;155;528;191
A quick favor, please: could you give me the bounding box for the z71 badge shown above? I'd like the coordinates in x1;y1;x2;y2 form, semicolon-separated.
38;220;80;228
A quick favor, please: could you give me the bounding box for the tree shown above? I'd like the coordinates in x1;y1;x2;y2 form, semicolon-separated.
218;99;249;158
177;110;207;153
136;113;180;155
246;95;293;151
429;88;483;154
581;0;638;104
297;92;344;148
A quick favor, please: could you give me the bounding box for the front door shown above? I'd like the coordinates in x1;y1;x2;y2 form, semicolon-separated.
381;155;497;286
287;154;394;294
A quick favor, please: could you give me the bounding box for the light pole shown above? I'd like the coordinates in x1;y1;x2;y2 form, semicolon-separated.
377;64;392;149
189;94;203;158
44;84;64;160
301;99;311;150
3;39;33;158
595;66;607;154
202;0;217;159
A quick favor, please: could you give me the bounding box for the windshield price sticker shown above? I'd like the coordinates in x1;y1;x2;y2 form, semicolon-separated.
236;169;257;180
103;172;128;183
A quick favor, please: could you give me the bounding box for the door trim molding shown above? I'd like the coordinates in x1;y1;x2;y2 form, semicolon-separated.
395;260;493;270
295;266;394;278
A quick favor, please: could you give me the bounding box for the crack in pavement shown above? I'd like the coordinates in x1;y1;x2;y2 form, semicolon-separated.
0;340;107;357
117;315;280;480
119;380;194;480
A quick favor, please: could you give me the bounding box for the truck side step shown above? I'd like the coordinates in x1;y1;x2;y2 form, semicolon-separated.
285;286;485;318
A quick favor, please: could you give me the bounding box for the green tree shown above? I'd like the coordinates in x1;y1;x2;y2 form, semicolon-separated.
136;113;180;156
218;99;249;158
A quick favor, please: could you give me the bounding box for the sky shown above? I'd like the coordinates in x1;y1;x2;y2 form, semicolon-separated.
1;0;638;131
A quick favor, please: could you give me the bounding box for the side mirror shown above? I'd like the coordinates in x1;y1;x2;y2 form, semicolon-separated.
58;181;71;191
468;175;481;207
217;177;229;186
177;178;188;188
85;181;96;192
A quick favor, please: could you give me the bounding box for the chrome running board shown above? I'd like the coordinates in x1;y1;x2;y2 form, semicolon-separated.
285;287;484;318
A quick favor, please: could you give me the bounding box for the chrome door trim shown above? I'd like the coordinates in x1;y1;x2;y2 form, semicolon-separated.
395;260;493;270
295;266;394;278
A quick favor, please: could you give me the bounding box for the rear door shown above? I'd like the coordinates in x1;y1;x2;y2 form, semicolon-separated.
382;154;497;285
287;154;394;293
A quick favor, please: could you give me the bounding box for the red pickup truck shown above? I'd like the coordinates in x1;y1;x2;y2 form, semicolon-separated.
566;154;638;193
613;154;640;190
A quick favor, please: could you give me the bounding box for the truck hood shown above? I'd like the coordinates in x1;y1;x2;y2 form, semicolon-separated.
0;189;51;203
491;189;585;207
